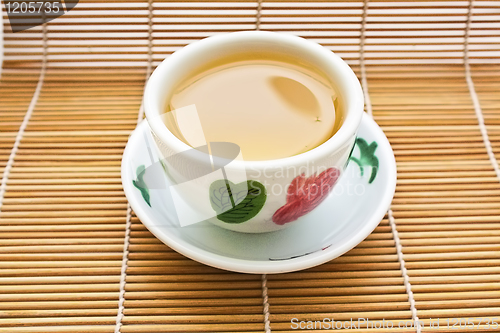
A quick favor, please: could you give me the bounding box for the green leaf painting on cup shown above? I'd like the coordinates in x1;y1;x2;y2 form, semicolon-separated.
209;179;267;224
133;165;151;207
349;138;379;184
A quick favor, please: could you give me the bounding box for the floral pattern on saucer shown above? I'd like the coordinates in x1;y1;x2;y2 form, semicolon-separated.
269;136;380;260
209;180;267;224
349;138;379;184
272;167;341;225
132;137;380;227
132;165;151;207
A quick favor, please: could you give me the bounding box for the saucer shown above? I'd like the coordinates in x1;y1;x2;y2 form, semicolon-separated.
121;113;396;274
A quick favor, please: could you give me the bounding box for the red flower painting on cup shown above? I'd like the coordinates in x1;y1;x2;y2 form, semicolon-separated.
272;167;341;225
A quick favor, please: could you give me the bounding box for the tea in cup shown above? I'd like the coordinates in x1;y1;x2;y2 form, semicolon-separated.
144;31;363;233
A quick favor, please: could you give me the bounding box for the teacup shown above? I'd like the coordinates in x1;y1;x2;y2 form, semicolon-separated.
144;31;363;233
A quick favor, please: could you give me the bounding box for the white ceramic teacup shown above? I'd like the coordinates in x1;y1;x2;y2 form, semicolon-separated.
144;31;363;233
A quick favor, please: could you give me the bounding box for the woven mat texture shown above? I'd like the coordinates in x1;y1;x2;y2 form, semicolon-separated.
1;1;500;332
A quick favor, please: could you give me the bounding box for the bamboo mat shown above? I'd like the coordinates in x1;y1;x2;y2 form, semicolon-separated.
1;0;500;332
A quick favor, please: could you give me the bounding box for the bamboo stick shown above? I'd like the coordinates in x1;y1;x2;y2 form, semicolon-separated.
0;267;123;277
0;327;115;333
1;204;127;211
0;217;125;224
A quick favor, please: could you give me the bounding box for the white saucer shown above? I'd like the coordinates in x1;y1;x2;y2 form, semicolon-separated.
121;113;396;274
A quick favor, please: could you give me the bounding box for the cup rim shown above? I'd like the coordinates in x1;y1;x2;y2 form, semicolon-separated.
144;31;364;169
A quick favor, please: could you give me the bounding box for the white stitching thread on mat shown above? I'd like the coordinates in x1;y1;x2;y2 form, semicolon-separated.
261;274;272;333
256;0;262;31
0;20;47;212
388;210;421;332
360;1;421;332
360;0;372;117
465;0;500;182
114;204;132;333
114;2;154;332
136;0;154;124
